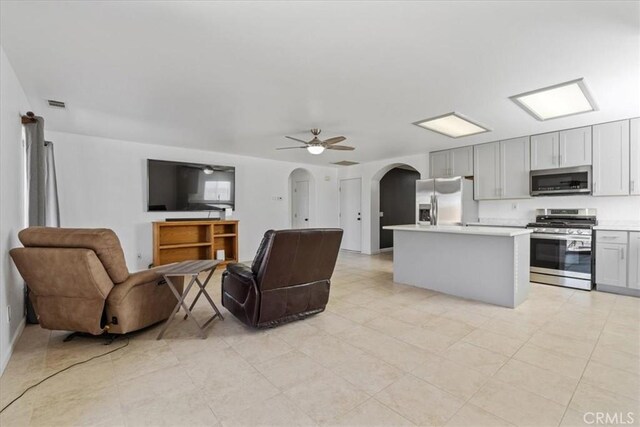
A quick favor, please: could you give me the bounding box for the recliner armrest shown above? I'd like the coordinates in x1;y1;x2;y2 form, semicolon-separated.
121;268;163;287
225;263;255;284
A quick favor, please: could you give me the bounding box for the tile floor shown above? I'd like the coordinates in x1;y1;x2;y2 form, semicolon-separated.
1;251;639;426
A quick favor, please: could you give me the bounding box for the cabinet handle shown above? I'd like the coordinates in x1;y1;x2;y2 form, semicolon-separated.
621;248;625;260
558;154;562;165
632;181;635;192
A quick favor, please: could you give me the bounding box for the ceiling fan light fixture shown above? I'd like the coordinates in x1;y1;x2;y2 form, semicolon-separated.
307;145;325;155
413;112;490;138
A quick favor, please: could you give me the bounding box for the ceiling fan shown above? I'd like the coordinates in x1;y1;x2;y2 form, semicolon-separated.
277;129;354;155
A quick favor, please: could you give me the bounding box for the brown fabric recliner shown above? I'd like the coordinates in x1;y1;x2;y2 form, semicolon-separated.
222;228;343;328
9;227;182;335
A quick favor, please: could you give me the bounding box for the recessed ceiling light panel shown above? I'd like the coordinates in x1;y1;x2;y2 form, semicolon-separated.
413;112;490;138
510;78;597;121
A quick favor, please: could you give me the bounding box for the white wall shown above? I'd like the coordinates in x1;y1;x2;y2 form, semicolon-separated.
0;46;29;373
338;153;429;254
45;131;340;269
479;196;640;225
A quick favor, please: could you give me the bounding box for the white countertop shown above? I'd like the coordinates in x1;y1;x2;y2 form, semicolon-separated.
383;224;532;237
594;225;640;232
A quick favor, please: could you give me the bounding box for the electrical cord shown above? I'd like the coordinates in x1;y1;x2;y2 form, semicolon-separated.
0;337;130;414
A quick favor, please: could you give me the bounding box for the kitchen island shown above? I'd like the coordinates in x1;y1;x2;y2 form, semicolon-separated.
383;224;532;308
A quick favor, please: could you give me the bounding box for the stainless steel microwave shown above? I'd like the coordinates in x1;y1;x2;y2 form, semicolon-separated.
530;166;592;196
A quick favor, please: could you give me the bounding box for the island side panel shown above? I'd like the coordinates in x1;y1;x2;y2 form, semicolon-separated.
392;230;527;308
513;233;531;307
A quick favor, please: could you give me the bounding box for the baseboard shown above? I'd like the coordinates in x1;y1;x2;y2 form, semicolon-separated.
1;316;26;375
378;247;394;253
596;284;640;298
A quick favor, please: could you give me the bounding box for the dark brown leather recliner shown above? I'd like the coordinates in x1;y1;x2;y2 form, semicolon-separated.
222;228;343;328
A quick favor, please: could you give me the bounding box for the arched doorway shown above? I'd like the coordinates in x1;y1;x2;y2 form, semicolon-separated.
379;166;420;250
288;168;315;228
370;162;423;253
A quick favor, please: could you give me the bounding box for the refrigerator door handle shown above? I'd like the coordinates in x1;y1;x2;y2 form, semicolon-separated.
430;194;438;225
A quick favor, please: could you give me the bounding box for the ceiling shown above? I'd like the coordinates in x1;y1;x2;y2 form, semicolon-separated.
1;1;639;166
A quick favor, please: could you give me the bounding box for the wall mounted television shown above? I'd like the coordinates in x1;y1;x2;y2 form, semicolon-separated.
147;159;235;212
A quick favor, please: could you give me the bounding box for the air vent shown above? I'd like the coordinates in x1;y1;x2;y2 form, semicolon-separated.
332;160;359;166
47;99;66;108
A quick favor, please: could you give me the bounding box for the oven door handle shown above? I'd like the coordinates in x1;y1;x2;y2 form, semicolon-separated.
530;233;591;242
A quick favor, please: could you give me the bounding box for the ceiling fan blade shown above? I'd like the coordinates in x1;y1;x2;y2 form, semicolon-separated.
285;136;310;144
326;145;355;151
323;136;346;145
276;146;307;150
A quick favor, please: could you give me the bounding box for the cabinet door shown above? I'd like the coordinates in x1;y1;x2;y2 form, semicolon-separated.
631;118;640;195
595;243;627;288
560;126;592;167
629;232;640;290
450;146;474;177
593;120;630;196
500;137;530;199
430;151;450;178
473;142;500;200
531;132;559;170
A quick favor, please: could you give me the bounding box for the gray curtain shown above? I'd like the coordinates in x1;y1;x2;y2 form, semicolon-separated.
24;116;60;227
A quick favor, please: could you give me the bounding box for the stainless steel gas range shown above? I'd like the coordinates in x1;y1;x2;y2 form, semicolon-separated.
526;208;597;290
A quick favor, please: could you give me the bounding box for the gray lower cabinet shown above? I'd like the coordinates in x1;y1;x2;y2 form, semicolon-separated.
596;231;640;292
596;242;627;287
629;232;640;289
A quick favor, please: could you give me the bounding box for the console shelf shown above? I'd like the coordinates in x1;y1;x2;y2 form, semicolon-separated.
152;220;239;266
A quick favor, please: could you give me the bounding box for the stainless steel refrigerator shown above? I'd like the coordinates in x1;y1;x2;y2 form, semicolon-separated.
416;177;478;225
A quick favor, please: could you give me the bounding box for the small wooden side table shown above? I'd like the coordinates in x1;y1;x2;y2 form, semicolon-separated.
156;260;224;339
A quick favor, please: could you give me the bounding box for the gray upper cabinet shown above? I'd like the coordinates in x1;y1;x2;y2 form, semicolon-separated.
593;120;630;196
530;132;559;170
474;138;529;200
531;127;591;170
500;137;530;199
474;142;500;200
631;118;640;195
450;146;474;177
559;126;592;168
429;150;450;178
429;146;473;178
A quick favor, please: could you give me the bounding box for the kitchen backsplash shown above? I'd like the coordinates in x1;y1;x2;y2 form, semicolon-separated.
478;195;640;223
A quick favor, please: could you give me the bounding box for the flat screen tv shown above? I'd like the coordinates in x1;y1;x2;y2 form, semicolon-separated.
147;159;235;212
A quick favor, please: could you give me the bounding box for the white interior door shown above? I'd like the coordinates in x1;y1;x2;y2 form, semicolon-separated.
340;178;362;251
292;180;309;228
